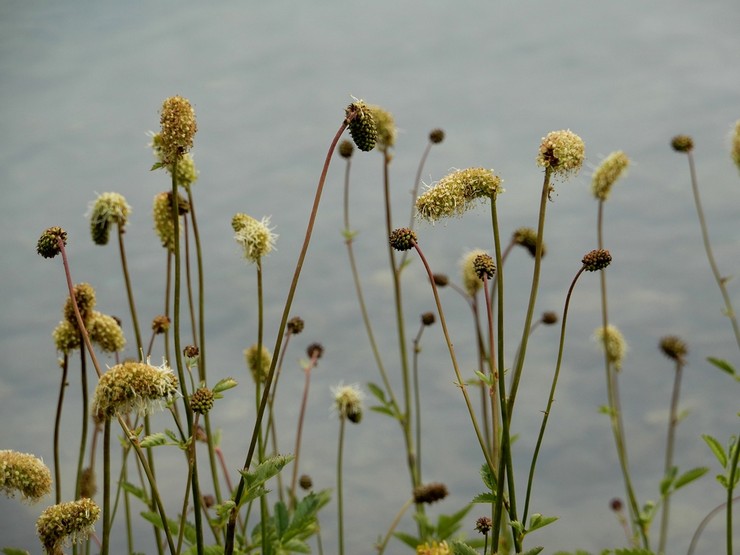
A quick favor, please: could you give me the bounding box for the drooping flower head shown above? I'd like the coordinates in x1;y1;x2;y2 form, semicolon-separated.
460;249;488;297
158;95;197;165
331;383;364;424
0;450;52;502
594;325;628;371
37;227;67;259
345;100;377;152
92;360;179;420
88;192;131;245
592;151;630;201
537;129;585;179
36;498;100;555
416;168;503;223
512;227;545;258
367;104;397;152
232;213;277;263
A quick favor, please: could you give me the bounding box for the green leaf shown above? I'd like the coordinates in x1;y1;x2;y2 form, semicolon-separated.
370;405;397;418
471;492;496;504
1;549;31;555
475;370;494;386
184;545;224;555
703;434;728;468
279;538;311;553
522;548;544;555
393;531;420;549
213;377;238;394
151;162;165;171
717;474;729;488
451;540;480;555
707;357;736;376
673;467;709;490
659;467;677;496
480;463;496;491
274;500;289;538
436;504;472;540
282;492;326;541
598;405;615;416
140;432;174;448
121;481;149;503
366;382;387;402
239;454;294;490
527;513;558;534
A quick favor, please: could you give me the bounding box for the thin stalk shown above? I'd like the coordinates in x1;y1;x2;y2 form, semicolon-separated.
224;118;349;555
289;354;318;507
376;497;414;555
101;420;111;555
255;260;268;555
53;355;68;503
412;322;426;479
399;137;434;269
183;214;198;346
116;223;143;355
686;495;740;555
337;417;346;555
75;352;90;499
727;434;739;555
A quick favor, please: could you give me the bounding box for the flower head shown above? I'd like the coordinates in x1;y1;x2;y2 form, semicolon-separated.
63;283;97;329
338;139;354;159
190;387;215;415
389;227;417;251
429;128;445;144
0;450;52;502
413;482;449;505
732;120;740;174
537;129;585;179
88;311;126;353
367;104;397;152
287;316;305;335
37;227;67;259
153;191;188;252
594;325;627;371
416;168;503;223
416;540;450;555
331;383;364;423
671;134;694;153
512;227;544;258
52;320;81;354
473;253;496;281
232;213;277;263
158;95;197;165
36;498;100;554
150;132;200;186
88;192;131;245
581;249;612;271
345;100;377;152
92;360;179;420
592;151;630;201
659;335;688;363
460;249;488;296
244;344;272;384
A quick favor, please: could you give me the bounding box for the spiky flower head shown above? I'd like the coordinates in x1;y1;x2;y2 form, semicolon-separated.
190;387;215;415
0;450;52;502
671;134;694;153
88;192;131;245
52;320;81;354
287;316;305;335
416;540;450;555
338;139;354;159
232;213;277;263
88;311;126;353
244;344;272;384
389;227;418;251
159;95;197;165
152;191;188;252
732;120;740;174
37;227;67;259
592;151;630;201
416;168;503;223
512;227;544;258
36;497;100;555
582;249;612;272
460;249;488;296
659;335;688;363
367;104;397;152
413;482;449;505
345;100;377;152
63;283;97;329
473;253;496;281
475;516;493;535
594;325;627;371
429;128;445;144
92;360;179;420
151;131;200;186
537;129;585;179
331;383;364;423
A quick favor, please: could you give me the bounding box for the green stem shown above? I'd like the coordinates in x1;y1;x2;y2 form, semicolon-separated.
727;434;739;555
412;323;425;479
117;223;143;355
337;417;346;555
75;352;89;499
101;421;111;555
53;355;67;503
687;494;740;555
289;356;317;507
399;138;434;269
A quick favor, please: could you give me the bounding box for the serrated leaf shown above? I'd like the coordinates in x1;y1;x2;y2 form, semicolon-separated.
480;462;496;491
673;467;708;490
239;454;294;490
451;540;480;555
437;505;472;539
213;377;238;394
279;538;311;553
121;481;149;503
702;434;727;467
707;357;736;376
366;382;387;402
471;492;496;504
274;501;289;538
282;492;323;541
522;547;544;555
527;513;558;534
139;432;172;448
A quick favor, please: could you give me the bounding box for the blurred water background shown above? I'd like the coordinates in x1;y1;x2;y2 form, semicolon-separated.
1;1;739;553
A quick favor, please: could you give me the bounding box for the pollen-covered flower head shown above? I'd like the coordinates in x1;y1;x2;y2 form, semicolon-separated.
36;497;100;555
88;192;131;246
0;450;52;502
460;249;488;297
416;540;450;555
153;191;189;252
159;95;197;165
63;283;97;329
592;151;630;201
92;360;179;420
150;132;200;187
367;104;397;152
52;320;81;354
731;120;740;174
416;168;503;223
512;227;545;258
232;213;277;263
594;325;628;371
88;311;126;353
331;382;364;423
537;129;585;179
244;344;272;384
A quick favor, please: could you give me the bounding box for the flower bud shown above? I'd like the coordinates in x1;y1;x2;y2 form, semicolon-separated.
245;344;272;383
421;312;436;326
513;227;544;258
306;342;324;359
429;128;445;144
190;387;215;415
337;139;354;159
389;227;417;251
287;316;305;335
152;315;171;334
659;336;688;363
475;516;492;535
299;474;313;490
345;101;377;152
52;320;81;354
88;192;131;246
63;283;97;329
582;249;612;272
541;311;558;325
37;227;67;259
413;482;448;505
671;134;694;153
473;253;496;281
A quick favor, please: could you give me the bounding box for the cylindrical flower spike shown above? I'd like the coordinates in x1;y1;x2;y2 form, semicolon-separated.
63;283;97;329
345;101;377;152
150;132;200;186
92;360;179;420
36;497;100;555
232;213;277;263
460;249;488;296
159;95;197;165
537;129;585;179
152;191;189;252
389;227;417;251
0;450;52;502
592;151;630;201
582;249;612;271
659;335;688;363
87;311;126;353
37;227;67;259
416;168;503;223
594;325;628;371
244;344;272;384
88;192;131;246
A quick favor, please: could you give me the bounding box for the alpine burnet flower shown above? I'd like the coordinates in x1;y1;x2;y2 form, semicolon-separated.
0;450;52;502
594;325;628;371
732;119;740;174
331;383;364;424
232;213;277;263
460;249;488;297
36;497;100;554
367;104;397;152
87;311;126;353
537;129;585;179
416;168;503;223
592;151;630;201
158;95;197;165
88;192;131;245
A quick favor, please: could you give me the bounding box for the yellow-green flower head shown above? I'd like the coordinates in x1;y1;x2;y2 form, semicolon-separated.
732;119;740;174
659;335;688;363
345;100;377;152
537;129;585;179
152;191;188;252
52;320;81;354
151;132;200;187
88;311;126;353
416;168;503;223
92;360;179;420
88;192;131;246
190;387;215;415
0;450;52;502
460;249;488;297
232;213;277;263
592;151;630;201
594;324;628;371
367;104;397;152
512;227;545;258
331;382;364;423
244;344;272;384
63;283;96;329
159;95;197;165
36;497;100;555
416;540;450;555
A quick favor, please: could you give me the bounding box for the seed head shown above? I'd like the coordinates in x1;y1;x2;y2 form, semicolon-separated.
541;311;558;325
63;283;97;329
732;120;740;174
88;192;131;246
512;227;544;258
88;311;126;353
389;227;418;251
610;498;623;512
537;129;585;179
432;274;449;287
345;101;377;152
287;316;305;335
306;342;324;359
338;139;354;159
159;95;197;165
37;227;67;259
0;450;52;502
413;482;449;505
78;467;96;499
152;315;171;334
460;249;488;296
244;344;272;383
52;320;81;354
232;213;277;263
582;249;612;271
183;344;199;361
190;387;215;415
36;497;100;554
659;335;688;363
594;325;627;371
331;383;364;423
475;516;492;535
421;312;436;326
671;134;694;153
473;253;496;281
92;360;179;420
429;128;445;144
592;151;630;201
416;168;503;223
299;474;313;490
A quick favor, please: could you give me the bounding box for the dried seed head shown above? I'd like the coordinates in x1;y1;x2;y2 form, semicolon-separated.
306;342;324;359
389;227;418;251
244;344;272;384
331;383;364;423
232;213;277;263
345;101;377;152
299;474;313;490
671;134;694;153
475;516;493;535
460;249;488;296
429;128;445;144
537;129;585;179
659;335;688;363
63;283;97;329
473;253;496;281
337;139;354;159
152;315;171;334
36;498;100;554
92;361;179;419
413;482;449;505
79;467;96;499
594;325;628;371
159;95;197;165
190;387;215;415
592;151;630;201
421;312;436;326
88;192;131;246
541;311;558;325
416;168;503;223
582;249;612;271
287;316;305;335
512;227;544;258
37;227;67;259
52;320;81;354
183;345;199;361
0;450;52;502
432;274;449;287
88;311;126;353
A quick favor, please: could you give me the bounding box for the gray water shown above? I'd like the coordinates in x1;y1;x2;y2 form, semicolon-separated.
1;1;739;553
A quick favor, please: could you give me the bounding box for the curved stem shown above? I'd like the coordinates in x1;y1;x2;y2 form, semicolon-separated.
53;355;68;503
727;434;739;555
686;494;740;555
289;356;317;507
376;497;414;555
